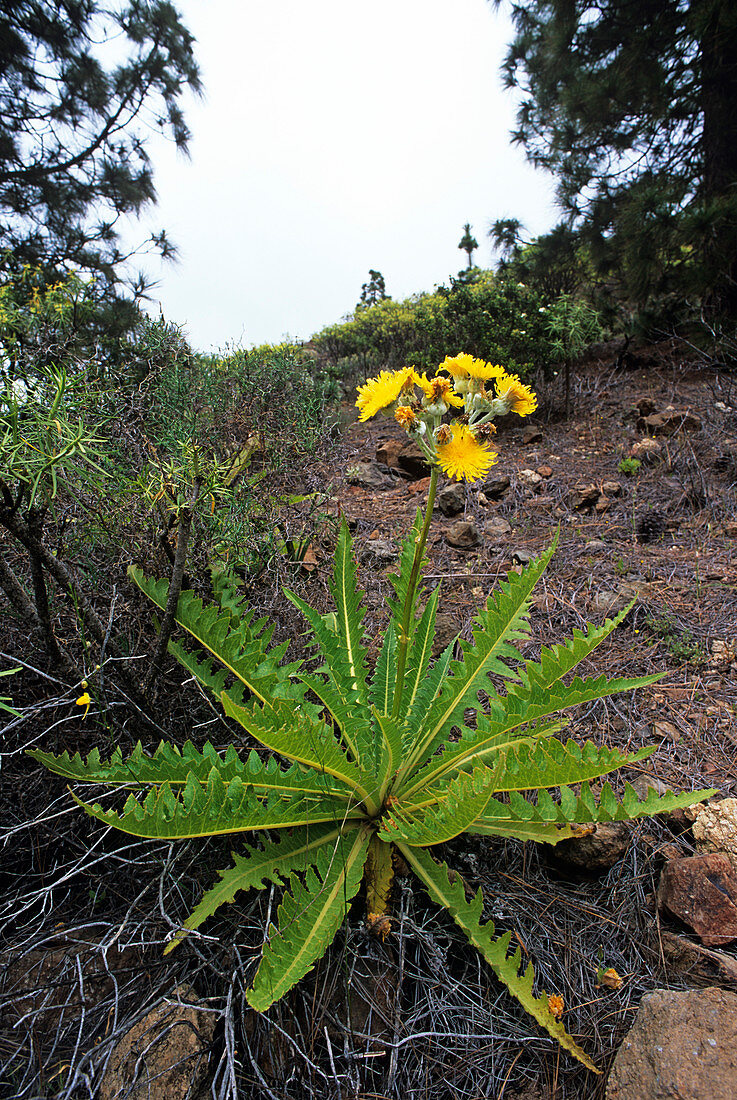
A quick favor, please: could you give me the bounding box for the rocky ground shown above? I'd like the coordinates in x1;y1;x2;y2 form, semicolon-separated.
1;342;736;1100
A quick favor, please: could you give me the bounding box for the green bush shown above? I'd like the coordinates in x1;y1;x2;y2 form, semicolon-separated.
313;271;551;384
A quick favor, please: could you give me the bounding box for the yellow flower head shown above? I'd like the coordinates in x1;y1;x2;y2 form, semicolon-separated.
439;353;477;379
417;374;464;409
356;367;418;421
436;424;498;483
466;360;507;382
394;405;418;430
495;373;538;416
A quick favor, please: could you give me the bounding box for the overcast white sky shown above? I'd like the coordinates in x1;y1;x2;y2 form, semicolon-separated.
138;0;558;352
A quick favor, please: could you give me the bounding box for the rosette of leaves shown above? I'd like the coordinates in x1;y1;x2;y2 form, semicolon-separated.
29;522;712;1071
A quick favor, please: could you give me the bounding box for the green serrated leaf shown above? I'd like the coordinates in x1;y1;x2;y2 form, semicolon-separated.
165;823;342;953
247;823;371;1011
400;843;599;1072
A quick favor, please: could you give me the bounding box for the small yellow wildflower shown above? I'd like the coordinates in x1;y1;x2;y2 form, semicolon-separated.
495;373;538;416
356;367;417;421
394;405;418;430
76;691;92;718
548;994;565;1019
436;424;498;483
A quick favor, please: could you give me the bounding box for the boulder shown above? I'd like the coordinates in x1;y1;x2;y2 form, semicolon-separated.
606;988;737;1099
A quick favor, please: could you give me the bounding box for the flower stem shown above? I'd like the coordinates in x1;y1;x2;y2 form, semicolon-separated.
391;464;439;718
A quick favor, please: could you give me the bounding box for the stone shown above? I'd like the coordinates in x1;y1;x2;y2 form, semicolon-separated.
445;519;479;549
521;426;543;444
375;438;404;468
432;612;461;657
552;822;632;872
397;440;431;479
483;516;512;540
99;987;214;1100
593;590;623;614
605;987;737;1099
437;482;466;517
602;480;622;496
570;483;601;510
585;539;608;552
639;409;702;436
518;468;543;490
536;465;553;478
512;549;532;565
630;437;662;462
691;799;737;873
631;774;669;800
658;852;737;946
359;538;398;567
660;930;737;987
480;474;511;499
595;493;611;513
636;397;658;417
346;462;390;490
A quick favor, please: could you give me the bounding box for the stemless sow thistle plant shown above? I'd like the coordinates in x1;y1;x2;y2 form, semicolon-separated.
31;355;712;1072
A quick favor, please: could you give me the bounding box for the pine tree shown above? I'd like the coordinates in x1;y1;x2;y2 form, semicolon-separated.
496;0;737;317
0;1;201;294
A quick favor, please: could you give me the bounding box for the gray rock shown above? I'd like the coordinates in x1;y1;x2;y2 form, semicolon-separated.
484;517;512;541
585;539;608;552
359;538;398;567
445;519;479;549
512;549;532;565
479;474;511;499
437;482;466;517
518;468;543;490
606;988;737;1099
346;462;390;490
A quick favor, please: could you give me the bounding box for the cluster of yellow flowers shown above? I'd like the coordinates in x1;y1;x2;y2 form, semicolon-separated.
355;353;537;483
